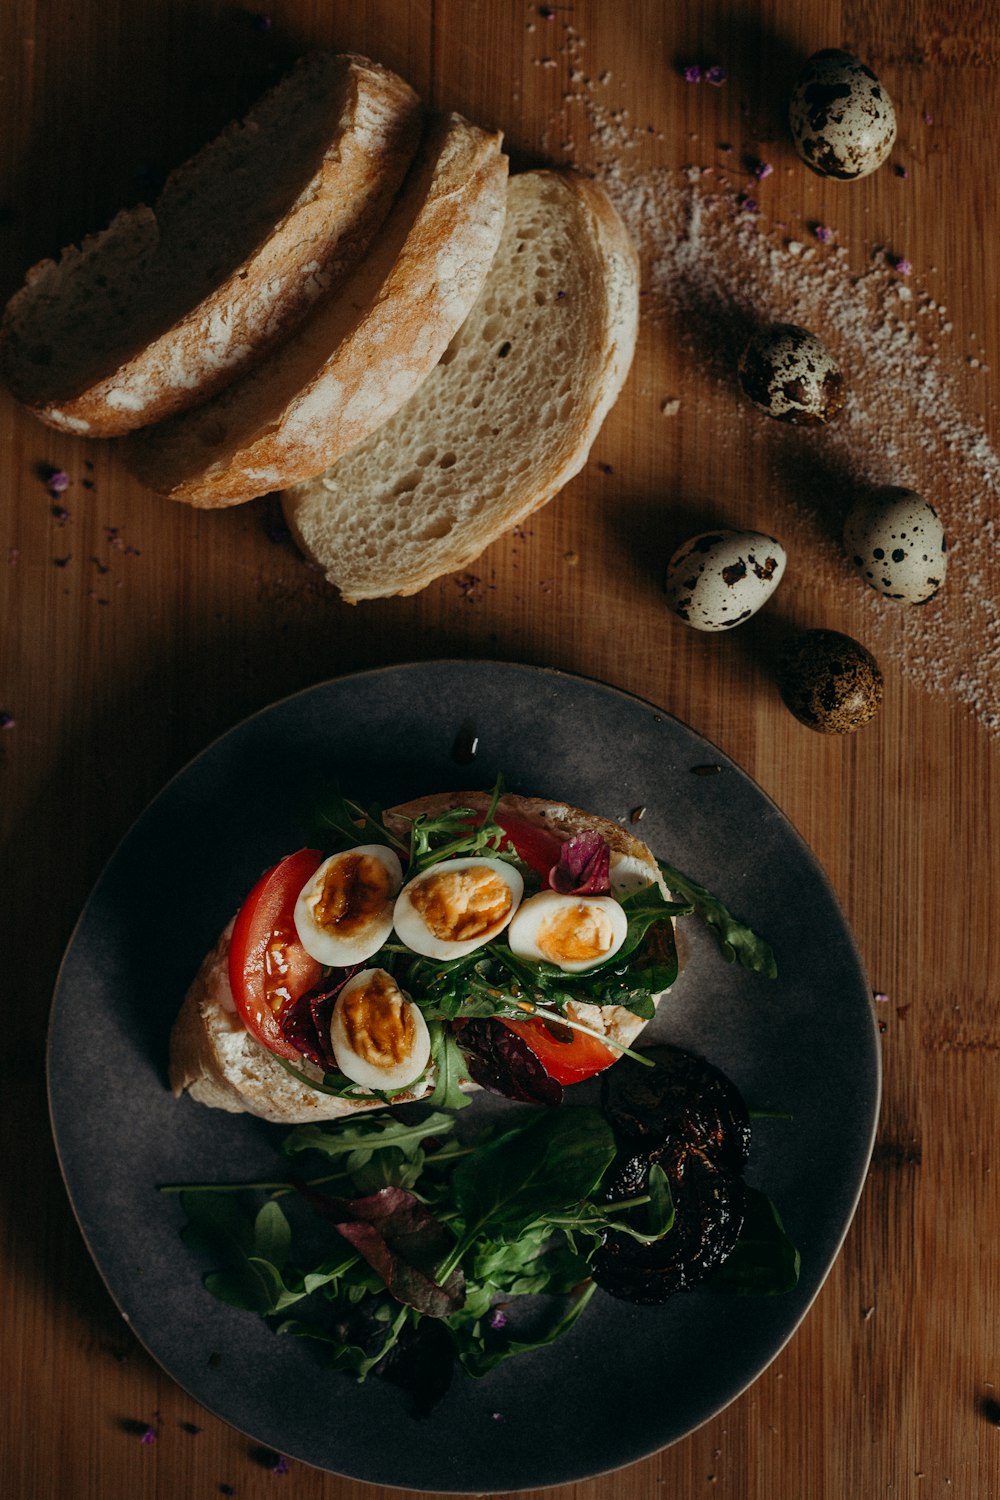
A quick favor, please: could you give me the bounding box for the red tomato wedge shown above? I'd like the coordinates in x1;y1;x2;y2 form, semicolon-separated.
499;1015;619;1085
491;809;565;880
228;848;324;1059
489;809;619;1082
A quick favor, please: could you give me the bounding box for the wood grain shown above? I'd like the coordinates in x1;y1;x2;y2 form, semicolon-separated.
2;2;998;1497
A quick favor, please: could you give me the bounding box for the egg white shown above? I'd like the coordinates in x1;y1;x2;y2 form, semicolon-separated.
329;968;431;1091
393;856;524;959
294;844;403;967
507;890;629;973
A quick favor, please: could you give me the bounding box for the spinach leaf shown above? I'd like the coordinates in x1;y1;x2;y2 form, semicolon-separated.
707;1188;800;1293
444;1107;616;1270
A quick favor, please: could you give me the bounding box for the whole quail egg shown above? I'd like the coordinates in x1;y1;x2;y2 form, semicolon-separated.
789;49;897;180
738;324;845;424
665;529;786;632
843;488;947;602
777;628;883;733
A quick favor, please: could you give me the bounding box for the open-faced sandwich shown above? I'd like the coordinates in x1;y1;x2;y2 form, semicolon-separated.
169;784;687;1123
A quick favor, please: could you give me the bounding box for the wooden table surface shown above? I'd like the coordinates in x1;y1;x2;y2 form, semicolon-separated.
2;2;998;1497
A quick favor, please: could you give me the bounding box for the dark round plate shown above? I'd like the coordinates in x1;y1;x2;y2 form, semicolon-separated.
48;661;880;1492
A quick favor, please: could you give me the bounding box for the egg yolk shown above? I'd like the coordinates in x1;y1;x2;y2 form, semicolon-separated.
312;853;394;936
409;865;512;942
536;901;616;965
339;971;417;1069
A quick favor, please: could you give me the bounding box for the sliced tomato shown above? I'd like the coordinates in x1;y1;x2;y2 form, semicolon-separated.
228;848;324;1059
499;1015;619;1085
492;810;565;880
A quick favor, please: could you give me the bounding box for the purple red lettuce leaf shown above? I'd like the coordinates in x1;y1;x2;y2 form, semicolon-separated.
298;1185;464;1318
278;969;358;1070
548;831;611;895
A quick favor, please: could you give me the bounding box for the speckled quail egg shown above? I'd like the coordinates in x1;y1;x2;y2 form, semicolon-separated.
777;628;883;733
665;529;787;632
738;324;845;424
329;967;431;1091
789;49;897;180
294;844;403;966
507;890;629;973
843;488;947;602
393;857;524;959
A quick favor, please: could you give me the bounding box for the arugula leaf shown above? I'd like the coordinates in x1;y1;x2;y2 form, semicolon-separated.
279;1303;411;1381
283;1112;456;1166
657;859;778;978
426;1021;474;1110
404;777;520;875
180;1193;323;1314
313;785;406;855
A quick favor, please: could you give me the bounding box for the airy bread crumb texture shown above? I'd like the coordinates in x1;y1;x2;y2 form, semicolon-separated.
1;53;421;435
124;111;507;506
281;169;639;602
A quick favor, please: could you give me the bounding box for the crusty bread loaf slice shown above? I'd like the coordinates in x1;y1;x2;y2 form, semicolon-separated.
168;923;438;1124
125;112;508;508
280;170;639;602
169;792;673;1124
0;53;422;437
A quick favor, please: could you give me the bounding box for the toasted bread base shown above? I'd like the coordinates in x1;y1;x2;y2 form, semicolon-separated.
169;792;672;1123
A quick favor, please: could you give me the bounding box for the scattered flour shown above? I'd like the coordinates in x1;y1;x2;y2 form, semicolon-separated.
535;18;1000;735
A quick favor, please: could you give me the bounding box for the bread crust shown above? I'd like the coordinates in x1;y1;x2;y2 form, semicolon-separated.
1;54;422;437
281;169;640;602
126;112;508;507
170;791;673;1123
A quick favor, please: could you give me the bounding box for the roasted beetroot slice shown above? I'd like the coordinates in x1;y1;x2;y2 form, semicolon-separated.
457;1018;564;1105
278;972;355;1071
593;1148;747;1303
601;1044;751;1171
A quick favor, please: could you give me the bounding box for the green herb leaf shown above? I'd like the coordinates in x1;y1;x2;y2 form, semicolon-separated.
180;1193;306;1314
312;785;405;855
453;1282;598;1378
708;1188;800;1294
658;859;778;978
445;1107;616;1270
427;1021;473;1110
283;1112;457;1165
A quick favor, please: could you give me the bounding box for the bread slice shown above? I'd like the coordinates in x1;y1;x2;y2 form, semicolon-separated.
169;792;673;1124
280;170;639;602
125;112;508;508
0;53;422;437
